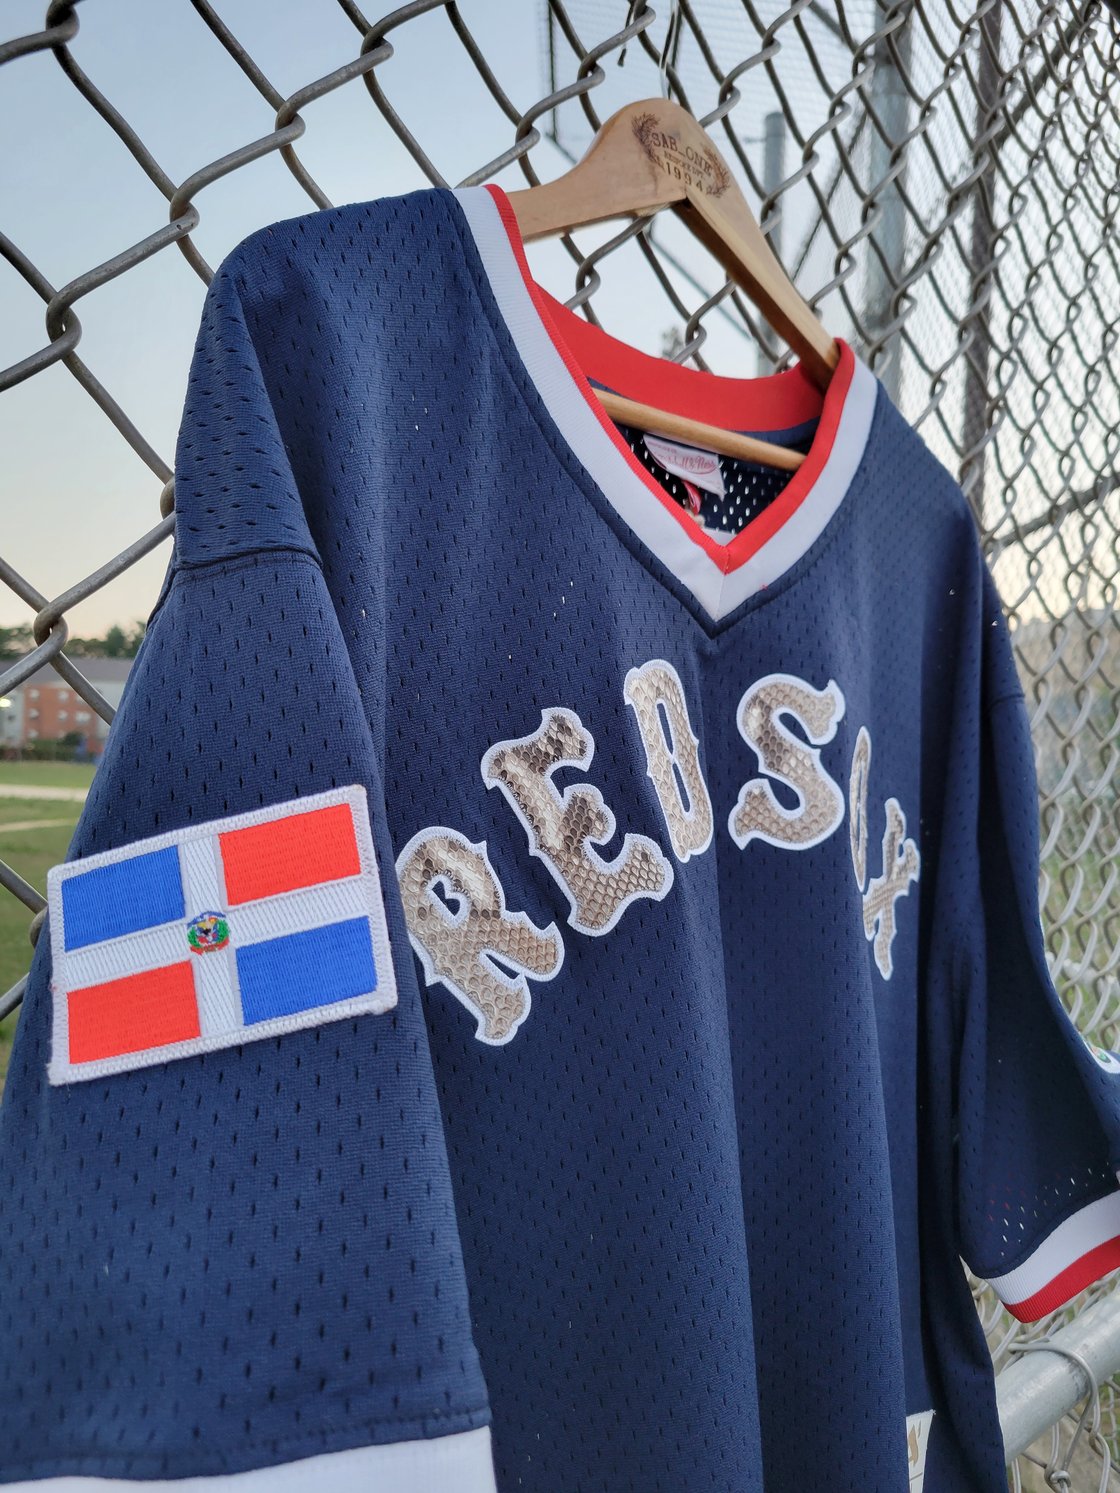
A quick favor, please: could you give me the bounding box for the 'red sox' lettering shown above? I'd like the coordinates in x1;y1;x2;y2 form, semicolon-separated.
396;666;919;1043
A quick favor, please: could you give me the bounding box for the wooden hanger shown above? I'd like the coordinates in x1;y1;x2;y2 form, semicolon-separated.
505;98;841;473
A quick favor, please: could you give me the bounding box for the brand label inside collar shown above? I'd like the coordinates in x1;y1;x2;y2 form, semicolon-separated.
643;434;726;497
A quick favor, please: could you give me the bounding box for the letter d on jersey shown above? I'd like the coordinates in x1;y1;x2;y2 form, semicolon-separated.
624;659;714;862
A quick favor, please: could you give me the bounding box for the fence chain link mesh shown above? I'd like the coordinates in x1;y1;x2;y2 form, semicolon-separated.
2;2;1119;1484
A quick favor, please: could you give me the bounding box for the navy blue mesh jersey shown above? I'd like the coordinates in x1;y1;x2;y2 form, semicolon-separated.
3;184;1120;1493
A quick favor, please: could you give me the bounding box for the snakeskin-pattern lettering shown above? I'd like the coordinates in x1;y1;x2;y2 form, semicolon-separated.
729;673;846;850
396;827;563;1044
482;708;673;935
849;725;871;890
623;659;713;862
862;796;920;980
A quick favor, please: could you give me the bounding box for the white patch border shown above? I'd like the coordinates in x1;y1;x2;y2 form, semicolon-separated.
47;785;398;1085
1086;1038;1120;1074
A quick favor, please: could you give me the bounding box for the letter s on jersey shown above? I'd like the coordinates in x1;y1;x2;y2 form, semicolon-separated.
728;673;846;851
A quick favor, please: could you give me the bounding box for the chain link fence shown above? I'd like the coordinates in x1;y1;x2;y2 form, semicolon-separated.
3;1;1120;1484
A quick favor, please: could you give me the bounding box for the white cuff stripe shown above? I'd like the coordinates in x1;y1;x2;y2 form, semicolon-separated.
985;1186;1120;1306
0;1424;497;1493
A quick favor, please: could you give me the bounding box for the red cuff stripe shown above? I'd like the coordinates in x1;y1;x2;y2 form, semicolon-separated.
1003;1234;1120;1322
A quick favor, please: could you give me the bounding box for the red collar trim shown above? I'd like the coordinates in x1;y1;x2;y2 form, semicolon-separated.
536;287;823;431
484;183;853;577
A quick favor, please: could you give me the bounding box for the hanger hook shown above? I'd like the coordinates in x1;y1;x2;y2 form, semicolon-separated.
658;0;683;100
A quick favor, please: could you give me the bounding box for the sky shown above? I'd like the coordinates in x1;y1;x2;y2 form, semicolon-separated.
3;1;1109;638
2;0;884;637
1;0;553;632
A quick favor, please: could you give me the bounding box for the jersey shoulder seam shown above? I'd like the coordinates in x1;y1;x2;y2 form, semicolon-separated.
149;545;323;626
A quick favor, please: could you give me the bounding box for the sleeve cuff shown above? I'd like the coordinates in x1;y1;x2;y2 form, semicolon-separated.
983;1185;1120;1321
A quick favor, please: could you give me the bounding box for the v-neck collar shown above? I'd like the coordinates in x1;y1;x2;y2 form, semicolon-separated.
453;183;879;625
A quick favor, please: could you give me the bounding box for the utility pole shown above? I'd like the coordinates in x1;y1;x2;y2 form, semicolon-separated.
863;6;913;406
958;4;1005;533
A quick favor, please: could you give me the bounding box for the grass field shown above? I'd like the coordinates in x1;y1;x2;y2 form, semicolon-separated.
0;761;96;791
0;765;87;1089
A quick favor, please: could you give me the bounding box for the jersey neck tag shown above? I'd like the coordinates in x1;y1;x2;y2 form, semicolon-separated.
906;1410;934;1492
643;433;726;498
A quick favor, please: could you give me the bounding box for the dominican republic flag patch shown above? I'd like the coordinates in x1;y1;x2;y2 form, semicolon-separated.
47;786;397;1084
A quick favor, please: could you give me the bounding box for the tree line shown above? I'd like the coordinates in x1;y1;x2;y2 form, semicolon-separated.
0;621;146;661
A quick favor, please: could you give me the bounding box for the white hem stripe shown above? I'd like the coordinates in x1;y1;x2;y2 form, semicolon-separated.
0;1425;497;1493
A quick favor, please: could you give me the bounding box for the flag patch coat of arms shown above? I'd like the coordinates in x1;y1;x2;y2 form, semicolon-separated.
47;785;398;1084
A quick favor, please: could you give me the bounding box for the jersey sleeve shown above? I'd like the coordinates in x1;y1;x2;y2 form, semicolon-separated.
954;561;1120;1322
0;229;495;1489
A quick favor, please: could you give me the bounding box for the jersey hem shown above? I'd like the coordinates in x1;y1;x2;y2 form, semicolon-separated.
0;1402;491;1484
981;1184;1120;1321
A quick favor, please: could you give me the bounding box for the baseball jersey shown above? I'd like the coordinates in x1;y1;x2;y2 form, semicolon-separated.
3;184;1120;1493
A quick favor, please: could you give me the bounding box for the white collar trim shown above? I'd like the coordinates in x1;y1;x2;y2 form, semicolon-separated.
453;184;878;623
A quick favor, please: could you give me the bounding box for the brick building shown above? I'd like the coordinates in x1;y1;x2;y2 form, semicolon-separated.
0;658;133;758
